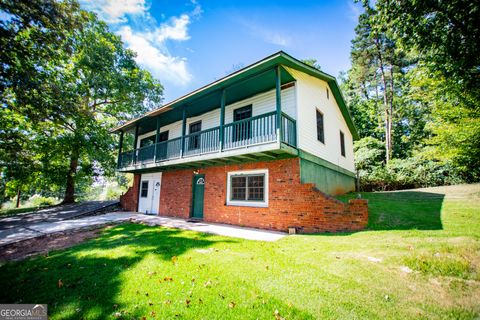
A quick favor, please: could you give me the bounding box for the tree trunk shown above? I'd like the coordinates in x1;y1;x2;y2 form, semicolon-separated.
16;188;21;208
62;151;78;204
380;70;390;163
388;66;394;159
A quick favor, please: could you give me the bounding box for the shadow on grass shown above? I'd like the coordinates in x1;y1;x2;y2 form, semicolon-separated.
0;224;232;319
0;223;315;319
339;190;445;231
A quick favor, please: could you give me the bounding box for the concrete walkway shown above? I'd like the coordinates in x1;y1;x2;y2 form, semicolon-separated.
130;214;286;242
0;213;286;246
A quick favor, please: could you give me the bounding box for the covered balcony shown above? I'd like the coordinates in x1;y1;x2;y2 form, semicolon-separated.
114;61;299;172
118;111;296;171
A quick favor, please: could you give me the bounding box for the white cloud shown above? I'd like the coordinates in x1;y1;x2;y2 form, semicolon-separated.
118;26;192;85
81;0;148;23
240;19;291;47
79;0;200;87
190;0;203;18
154;14;191;42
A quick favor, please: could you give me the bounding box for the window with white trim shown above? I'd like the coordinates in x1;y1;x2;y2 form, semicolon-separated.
227;169;268;207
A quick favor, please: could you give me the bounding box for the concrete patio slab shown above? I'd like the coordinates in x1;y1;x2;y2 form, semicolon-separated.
0;212;286;246
129;214;286;241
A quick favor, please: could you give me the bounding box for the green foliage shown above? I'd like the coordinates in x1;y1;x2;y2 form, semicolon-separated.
345;0;479;188
379;0;480;107
78;177;129;201
28;195;58;207
0;0;163;203
358;154;462;191
353;137;462;191
300;59;322;70
354;137;385;171
408;66;480;181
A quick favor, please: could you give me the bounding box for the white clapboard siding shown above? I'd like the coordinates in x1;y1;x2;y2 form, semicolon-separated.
138;86;296;148
285;66;355;173
136;120;183;148
186;108;220;133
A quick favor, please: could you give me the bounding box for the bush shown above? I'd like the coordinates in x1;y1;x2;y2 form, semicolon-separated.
358;158;463;191
354;137;464;191
27;195;58;207
105;187;124;200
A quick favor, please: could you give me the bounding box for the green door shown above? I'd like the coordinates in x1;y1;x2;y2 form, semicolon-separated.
192;174;205;219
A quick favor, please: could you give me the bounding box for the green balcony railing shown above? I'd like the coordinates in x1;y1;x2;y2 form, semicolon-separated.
183;127;220;157
281;113;297;147
118;150;135;168
155;137;182;162
118;111;296;169
223;111;277;150
137;144;155;164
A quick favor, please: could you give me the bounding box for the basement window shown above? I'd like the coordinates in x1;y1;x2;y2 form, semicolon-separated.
227;169;268;207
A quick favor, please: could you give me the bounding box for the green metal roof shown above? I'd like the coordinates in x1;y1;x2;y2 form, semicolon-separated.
112;51;359;140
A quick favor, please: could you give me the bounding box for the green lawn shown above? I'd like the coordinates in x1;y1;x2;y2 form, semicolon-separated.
0;184;479;319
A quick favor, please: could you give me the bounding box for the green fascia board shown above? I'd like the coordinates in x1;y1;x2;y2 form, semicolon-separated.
112;51;359;140
298;149;356;178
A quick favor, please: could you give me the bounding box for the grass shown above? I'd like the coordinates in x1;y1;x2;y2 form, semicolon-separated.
0;184;479;319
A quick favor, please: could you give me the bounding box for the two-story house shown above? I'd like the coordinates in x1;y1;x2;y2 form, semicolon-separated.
113;52;368;233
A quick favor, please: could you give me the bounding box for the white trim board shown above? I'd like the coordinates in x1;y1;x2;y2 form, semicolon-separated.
226;169;269;208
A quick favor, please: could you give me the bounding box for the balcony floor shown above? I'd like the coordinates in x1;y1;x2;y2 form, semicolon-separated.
118;142;298;173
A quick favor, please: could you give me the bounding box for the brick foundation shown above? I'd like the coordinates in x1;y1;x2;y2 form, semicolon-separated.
121;158;368;233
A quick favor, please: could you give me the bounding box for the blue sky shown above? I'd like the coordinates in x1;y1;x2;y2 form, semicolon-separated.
80;0;362;102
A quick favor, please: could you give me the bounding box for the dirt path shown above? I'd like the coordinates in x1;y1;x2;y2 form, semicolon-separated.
0;227;107;263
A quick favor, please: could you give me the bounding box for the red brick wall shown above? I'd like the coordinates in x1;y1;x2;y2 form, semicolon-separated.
120;174;140;212
159;169;193;219
157;158;368;233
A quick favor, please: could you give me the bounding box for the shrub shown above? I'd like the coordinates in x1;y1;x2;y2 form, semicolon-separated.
27;195;57;207
105;188;124;200
358;157;463;191
354;137;464;191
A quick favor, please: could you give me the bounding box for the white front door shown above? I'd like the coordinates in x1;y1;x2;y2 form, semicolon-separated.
138;173;162;214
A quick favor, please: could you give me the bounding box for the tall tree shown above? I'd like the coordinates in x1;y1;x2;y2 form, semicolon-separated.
378;0;480;181
379;0;480;109
0;0;84;203
345;1;432;162
1;0;163;203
